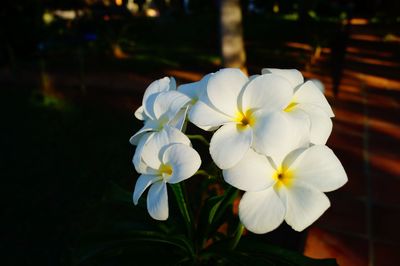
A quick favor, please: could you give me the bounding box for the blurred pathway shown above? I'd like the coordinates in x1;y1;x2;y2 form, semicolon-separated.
301;22;400;266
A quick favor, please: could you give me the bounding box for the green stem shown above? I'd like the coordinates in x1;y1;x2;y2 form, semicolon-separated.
186;134;210;146
230;223;245;250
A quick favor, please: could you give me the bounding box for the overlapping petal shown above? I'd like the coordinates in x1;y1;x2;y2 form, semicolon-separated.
239;188;285;234
147;181;169;220
132;133;155;174
261;68;304;88
223;148;275;191
206;68;248;117
129;123;154;145
241;74;292;113
133;174;160;205
294;80;334;117
140;126;190;170
143;77;174;119
210;123;253;169
252;111;297;164
162;144;201;184
153;91;191;121
296;104;332;144
189;100;231;129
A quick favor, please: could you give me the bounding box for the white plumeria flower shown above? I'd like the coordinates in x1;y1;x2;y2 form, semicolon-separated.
129;77;191;146
133;129;201;220
262;68;335;145
223;145;347;234
189;68;310;169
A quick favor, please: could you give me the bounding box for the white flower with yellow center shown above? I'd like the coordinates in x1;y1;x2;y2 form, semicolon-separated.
223;145;347;234
189;68;309;169
262;68;335;145
133;130;201;221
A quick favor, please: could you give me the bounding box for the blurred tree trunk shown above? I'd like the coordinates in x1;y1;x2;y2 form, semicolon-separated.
220;0;247;73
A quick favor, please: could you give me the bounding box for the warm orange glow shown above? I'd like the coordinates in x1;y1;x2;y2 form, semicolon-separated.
350;34;381;42
285;42;313;51
165;70;203;82
112;44;129;59
346;55;400;67
349;18;369;25
346;46;394;58
346;70;400;90
304;228;367;266
115;0;123;6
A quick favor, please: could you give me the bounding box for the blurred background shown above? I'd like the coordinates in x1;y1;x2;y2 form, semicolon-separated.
1;0;399;265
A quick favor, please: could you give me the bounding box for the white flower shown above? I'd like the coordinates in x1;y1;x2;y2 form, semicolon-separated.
133;128;201;220
129;77;191;146
223;145;347;234
190;68;310;169
262;68;335;145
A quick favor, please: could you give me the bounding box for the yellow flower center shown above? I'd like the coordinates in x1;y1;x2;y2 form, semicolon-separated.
159;164;173;179
284;101;298;112
234;110;256;130
273;166;294;190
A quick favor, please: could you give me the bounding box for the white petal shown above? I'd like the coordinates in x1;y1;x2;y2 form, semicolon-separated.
239;188;285;234
279;183;330;231
133;174;159;205
286;145;347;192
129;124;154;145
141;126;190;170
134;106;147;121
223;148;276;191
294;80;334;117
147;181;169;220
188;100;231;130
284;108;311;148
297;104;332;144
178;73;212;100
143;77;172;119
206;68;248;117
168;106;189;131
261;68;304;88
153;91;191;121
210;123;253;169
252;111;302;165
241;74;293;113
133;133;154;174
162;144;201;184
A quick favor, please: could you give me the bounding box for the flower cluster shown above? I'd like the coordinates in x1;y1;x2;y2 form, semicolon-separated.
130;68;347;234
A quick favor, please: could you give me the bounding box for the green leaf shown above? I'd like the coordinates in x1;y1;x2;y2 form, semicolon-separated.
209;185;238;229
170;183;194;238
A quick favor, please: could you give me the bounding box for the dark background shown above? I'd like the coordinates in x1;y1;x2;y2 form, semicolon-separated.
1;0;399;265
